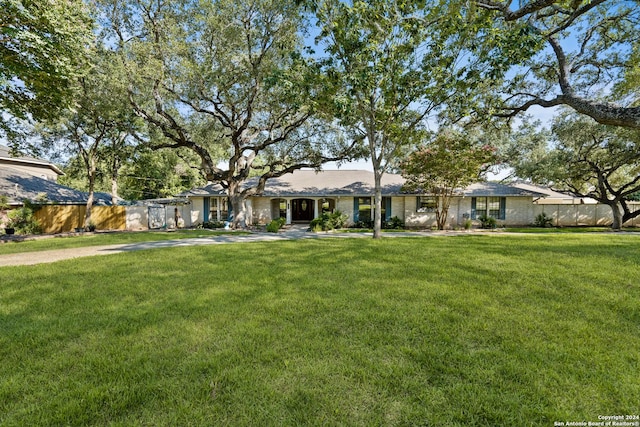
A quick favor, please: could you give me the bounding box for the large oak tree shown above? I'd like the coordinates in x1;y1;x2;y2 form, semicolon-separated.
103;0;356;228
506;113;640;229
473;0;640;128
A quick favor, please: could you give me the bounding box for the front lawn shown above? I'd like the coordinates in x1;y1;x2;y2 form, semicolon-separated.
1;235;638;425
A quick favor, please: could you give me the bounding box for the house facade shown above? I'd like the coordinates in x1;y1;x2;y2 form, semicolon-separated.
180;169;550;228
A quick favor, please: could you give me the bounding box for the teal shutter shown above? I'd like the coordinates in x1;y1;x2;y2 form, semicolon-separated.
353;198;360;222
203;198;210;222
385;197;392;221
416;196;421;212
471;197;477;219
499;197;506;220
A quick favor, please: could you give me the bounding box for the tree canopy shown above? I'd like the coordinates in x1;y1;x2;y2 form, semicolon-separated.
506;113;640;229
0;0;93;135
473;0;640;128
401;129;497;230
102;0;356;227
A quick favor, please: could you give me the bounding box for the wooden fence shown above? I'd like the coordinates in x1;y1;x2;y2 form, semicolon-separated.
31;204;191;234
34;206;127;234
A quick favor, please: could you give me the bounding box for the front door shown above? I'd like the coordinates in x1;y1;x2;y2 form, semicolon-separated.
292;198;314;221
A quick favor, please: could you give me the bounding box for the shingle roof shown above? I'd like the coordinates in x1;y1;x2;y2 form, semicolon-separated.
0;166;112;205
461;182;548;197
180;169;548;198
0;145;64;176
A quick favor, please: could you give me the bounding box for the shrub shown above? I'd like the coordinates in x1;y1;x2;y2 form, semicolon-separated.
534;212;554;228
267;217;286;233
202;221;225;229
463;218;473;230
7;201;41;235
310;211;347;232
383;216;404;230
478;214;497;229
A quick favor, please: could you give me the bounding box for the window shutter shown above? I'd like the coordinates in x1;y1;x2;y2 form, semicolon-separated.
385;197;392;220
353;198;359;222
227;199;233;221
204;198;210;222
416;196;421;212
471;197;477;220
499;197;506;220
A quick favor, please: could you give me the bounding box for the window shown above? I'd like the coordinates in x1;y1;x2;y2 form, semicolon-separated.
220;197;229;221
417;196;437;213
471;197;506;220
207;197;218;222
488;197;501;218
357;197;371;222
320;198;335;214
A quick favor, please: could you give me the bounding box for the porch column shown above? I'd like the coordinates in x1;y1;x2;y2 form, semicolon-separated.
314;198;320;219
286;199;292;225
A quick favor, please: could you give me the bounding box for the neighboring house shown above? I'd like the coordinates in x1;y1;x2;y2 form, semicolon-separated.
0;145;64;182
0;146;112;207
180;169;550;228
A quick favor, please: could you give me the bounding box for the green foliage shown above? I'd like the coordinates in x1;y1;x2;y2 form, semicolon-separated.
401;128;497;230
472;0;640;128
6;200;41;234
507;113;640;229
309;210;347;232
463;218;473;230
118;148;205;200
0;0;93;134
201;221;226;230
383;215;404;230
266;217;286;233
478;214;497;229
534;212;554;228
103;0;355;227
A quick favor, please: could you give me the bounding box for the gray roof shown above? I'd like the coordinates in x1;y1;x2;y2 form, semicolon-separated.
0;165;112;205
0;145;64;176
461;182;548;197
181;169;548;198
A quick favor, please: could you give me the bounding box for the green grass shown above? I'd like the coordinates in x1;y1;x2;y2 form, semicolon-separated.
1;235;638;426
0;229;248;255
504;226;640;233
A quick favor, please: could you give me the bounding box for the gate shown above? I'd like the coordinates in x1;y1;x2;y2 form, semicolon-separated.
148;205;166;229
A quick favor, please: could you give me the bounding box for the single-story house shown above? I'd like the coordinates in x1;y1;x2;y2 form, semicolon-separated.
180;169;550;228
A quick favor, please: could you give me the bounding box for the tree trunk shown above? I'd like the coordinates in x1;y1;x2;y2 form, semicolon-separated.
111;175;119;205
228;182;246;229
610;202;623;230
84;169;95;230
437;199;449;230
373;171;382;239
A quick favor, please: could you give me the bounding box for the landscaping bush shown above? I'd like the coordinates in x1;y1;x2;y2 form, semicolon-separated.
383;216;404;230
534;212;554;228
310;211;347;232
266;217;286;233
478;214;497;229
7;201;41;235
202;221;225;229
